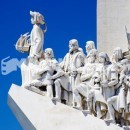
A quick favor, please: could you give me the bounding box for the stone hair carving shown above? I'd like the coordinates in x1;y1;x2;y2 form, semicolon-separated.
85;41;95;54
15;11;130;128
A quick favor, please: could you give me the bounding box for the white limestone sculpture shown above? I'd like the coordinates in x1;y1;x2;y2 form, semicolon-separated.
29;11;47;59
96;52;113;101
10;9;130;129
21;56;40;87
87;72;107;118
124;74;130;126
53;39;85;104
87;52;111;118
24;48;64;97
106;48;128;124
8;84;125;130
19;11;47;87
73;49;98;109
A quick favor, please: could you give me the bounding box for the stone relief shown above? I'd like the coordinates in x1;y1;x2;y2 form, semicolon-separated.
15;11;130;128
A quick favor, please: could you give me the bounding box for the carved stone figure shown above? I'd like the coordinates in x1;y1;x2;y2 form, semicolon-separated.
87;72;107;118
21;57;40;87
19;11;47;87
29;11;47;59
14;11;130;128
24;48;64;97
53;39;85;104
96;52;113;101
86;52;111;118
106;48;128;124
73;49;97;109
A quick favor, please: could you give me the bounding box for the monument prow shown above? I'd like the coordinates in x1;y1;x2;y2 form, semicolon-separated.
8;84;124;130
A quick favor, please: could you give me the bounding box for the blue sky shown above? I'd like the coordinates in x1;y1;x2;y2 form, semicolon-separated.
0;0;96;129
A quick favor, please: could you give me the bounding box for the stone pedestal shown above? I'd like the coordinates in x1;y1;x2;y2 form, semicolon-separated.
97;0;130;57
8;84;124;130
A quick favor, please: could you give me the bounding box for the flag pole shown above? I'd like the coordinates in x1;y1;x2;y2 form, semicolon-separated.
125;26;130;54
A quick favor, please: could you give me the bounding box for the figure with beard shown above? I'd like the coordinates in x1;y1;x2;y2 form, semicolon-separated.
53;39;85;104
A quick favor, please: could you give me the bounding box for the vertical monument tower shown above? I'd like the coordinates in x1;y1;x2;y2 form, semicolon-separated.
97;0;130;56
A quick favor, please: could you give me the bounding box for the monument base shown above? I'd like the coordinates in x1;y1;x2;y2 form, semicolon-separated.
8;84;124;130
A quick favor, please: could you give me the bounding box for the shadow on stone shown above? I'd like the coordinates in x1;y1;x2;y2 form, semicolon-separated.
82;110;90;117
104;120;111;126
51;99;57;105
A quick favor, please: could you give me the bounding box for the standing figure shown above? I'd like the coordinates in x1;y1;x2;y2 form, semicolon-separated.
86;52;112;117
20;11;47;86
53;39;85;104
29;11;47;59
106;47;128;124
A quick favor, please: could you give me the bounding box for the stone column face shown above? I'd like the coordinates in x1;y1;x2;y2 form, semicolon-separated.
97;0;130;57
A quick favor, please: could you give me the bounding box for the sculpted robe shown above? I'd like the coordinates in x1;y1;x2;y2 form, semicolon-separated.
30;24;44;58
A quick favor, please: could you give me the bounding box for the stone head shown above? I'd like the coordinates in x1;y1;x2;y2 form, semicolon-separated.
44;48;54;59
69;39;79;53
112;47;123;62
99;52;110;64
85;41;95;54
30;11;45;25
87;49;98;63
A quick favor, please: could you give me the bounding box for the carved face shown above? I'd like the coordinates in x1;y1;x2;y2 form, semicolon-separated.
112;47;123;62
98;52;109;64
99;56;105;63
69;39;79;52
44;48;54;59
85;41;95;53
30;11;45;25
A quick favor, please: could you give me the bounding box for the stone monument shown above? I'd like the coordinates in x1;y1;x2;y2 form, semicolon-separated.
97;0;130;56
8;9;130;130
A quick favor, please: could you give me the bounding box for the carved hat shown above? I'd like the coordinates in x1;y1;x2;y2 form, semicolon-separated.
99;52;110;62
30;11;45;25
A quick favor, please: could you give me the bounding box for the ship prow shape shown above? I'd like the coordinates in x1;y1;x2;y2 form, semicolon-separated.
8;84;124;130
